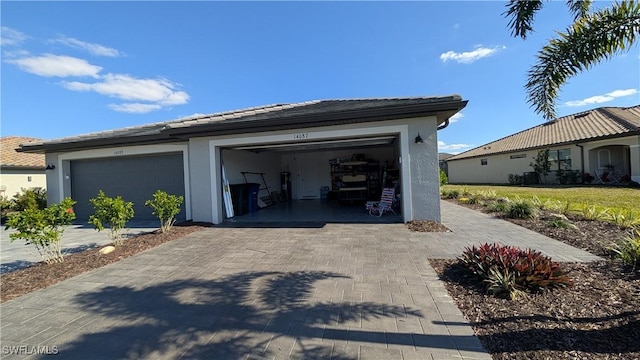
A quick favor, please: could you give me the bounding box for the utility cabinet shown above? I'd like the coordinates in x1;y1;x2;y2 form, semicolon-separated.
330;159;380;204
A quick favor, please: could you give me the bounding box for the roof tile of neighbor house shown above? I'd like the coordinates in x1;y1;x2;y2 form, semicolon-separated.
0;137;45;169
18;95;467;153
448;105;640;161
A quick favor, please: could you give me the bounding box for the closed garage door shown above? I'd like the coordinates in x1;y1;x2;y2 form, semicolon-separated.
71;153;186;222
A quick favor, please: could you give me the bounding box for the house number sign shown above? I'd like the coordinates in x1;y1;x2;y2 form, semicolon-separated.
293;133;309;140
113;150;124;155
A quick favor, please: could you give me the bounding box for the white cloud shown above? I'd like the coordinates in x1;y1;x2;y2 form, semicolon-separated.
6;54;102;77
2;49;30;59
564;88;638;107
449;112;464;123
0;27;28;46
108;103;163;114
52;36;122;57
63;73;190;113
438;140;474;153
440;45;505;64
63;74;189;104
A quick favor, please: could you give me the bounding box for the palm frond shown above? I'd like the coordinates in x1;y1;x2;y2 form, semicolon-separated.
526;0;640;120
504;0;544;39
566;0;593;20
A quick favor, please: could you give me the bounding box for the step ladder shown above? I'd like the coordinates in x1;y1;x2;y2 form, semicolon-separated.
241;172;275;207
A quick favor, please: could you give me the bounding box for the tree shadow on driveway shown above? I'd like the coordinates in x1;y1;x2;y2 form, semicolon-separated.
55;271;428;359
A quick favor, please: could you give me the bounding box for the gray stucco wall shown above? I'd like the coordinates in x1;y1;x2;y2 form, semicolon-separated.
188;138;214;223
407;118;441;222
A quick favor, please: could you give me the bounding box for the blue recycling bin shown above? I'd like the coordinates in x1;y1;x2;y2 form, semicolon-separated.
247;183;261;213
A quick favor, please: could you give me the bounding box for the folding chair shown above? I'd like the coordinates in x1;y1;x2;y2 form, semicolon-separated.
365;187;396;217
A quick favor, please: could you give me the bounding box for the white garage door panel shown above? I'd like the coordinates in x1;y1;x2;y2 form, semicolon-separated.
70;153;186;222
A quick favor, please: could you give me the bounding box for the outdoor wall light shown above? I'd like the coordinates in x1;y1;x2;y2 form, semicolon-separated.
45;164;56;170
415;133;424;144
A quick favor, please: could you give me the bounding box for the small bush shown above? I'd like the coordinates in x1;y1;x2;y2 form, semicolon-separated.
145;190;184;233
507;199;538;219
609;229;640;271
608;209;640;229
580;204;610;221
508;174;524;185
439;169;448;185
477;190;498;200
458;243;572;299
89;190;135;246
441;190;460;199
486;202;509;213
581;172;594;184
548;217;577;229
12;188;47;211
5;198;76;264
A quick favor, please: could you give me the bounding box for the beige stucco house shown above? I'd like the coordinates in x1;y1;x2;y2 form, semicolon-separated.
18;96;467;224
0;136;47;198
447;105;640;184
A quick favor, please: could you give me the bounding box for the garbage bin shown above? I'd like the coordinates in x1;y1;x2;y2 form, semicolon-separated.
247;183;261;213
230;184;248;216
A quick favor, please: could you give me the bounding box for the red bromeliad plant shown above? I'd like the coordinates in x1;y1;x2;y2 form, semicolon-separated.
458;243;572;299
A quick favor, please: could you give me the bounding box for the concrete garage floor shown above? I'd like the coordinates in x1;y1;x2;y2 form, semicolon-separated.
227;199;403;225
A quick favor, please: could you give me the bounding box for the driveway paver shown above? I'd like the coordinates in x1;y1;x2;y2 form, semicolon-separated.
0;201;600;359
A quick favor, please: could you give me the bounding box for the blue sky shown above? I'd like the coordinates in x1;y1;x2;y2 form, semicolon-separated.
2;1;638;154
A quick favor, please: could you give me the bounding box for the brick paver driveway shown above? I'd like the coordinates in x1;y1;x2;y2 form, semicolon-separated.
1;223;491;360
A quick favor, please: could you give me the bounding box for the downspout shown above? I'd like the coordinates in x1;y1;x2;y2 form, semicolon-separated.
437;119;450;131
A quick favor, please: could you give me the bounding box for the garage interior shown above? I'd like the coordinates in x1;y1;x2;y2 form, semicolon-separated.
221;134;403;224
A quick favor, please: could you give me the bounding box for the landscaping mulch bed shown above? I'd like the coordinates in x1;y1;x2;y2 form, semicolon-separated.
434;198;639;359
406;219;451;232
0;222;209;303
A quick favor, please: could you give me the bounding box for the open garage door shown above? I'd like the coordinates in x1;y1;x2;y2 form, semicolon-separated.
70;153;186;222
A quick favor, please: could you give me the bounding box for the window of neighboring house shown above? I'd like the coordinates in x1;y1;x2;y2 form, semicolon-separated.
548;149;572;170
510;154;526;159
481;159;488;166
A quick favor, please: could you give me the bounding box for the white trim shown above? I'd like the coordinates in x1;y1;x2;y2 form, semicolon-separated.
208;124;410;223
58;143;191;220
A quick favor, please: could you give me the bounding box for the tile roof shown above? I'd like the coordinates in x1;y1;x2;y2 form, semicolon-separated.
0;137;45;168
448;105;640;161
19;95;467;153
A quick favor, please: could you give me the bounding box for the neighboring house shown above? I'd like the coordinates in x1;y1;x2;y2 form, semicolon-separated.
447;105;640;184
438;153;454;176
18;96;467;224
0;136;47;198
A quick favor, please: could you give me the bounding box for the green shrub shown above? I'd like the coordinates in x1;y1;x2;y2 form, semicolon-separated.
548;217;577;229
145;190;184;233
508;174;524;185
458;243;572;299
12;187;47;211
486;201;509;213
441;189;460;199
439;169;448;185
89;190;135;246
580;204;610;221
609;229;640;271
608;209;640;229
507;199;538;219
5;198;76;264
478;190;498;200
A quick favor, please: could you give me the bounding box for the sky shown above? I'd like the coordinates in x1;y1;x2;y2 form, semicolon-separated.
1;1;639;154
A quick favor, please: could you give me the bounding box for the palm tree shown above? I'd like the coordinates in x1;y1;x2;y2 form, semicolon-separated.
504;0;640;120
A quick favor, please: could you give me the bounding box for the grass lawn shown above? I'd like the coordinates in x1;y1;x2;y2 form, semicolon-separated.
441;184;640;217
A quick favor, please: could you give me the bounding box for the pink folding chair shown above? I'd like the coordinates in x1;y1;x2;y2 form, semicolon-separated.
365;187;396;217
